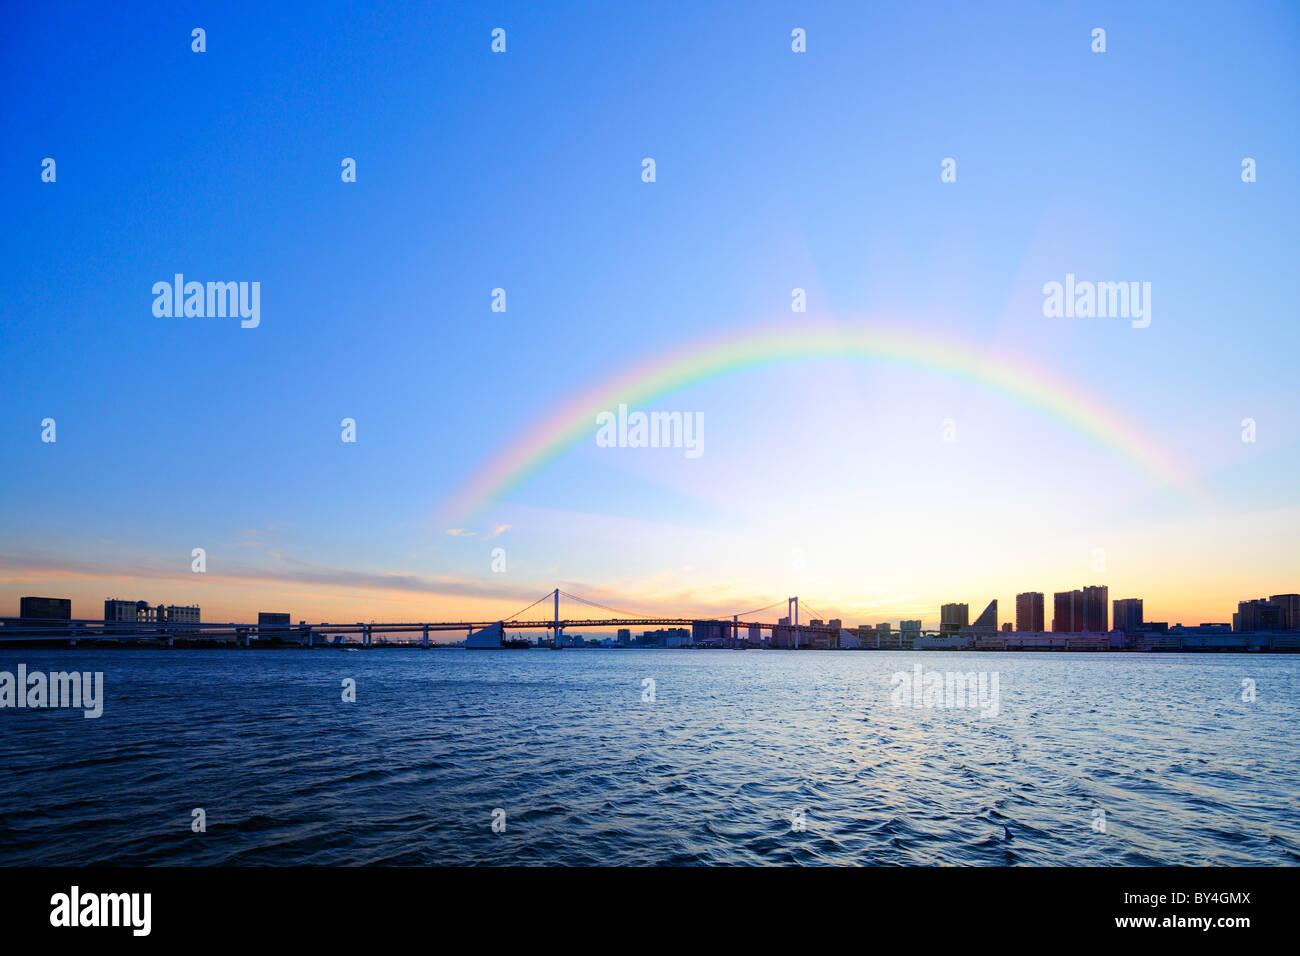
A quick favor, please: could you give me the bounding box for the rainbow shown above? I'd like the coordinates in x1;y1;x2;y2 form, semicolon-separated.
446;320;1204;521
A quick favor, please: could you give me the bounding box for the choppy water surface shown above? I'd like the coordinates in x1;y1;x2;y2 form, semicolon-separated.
0;649;1296;865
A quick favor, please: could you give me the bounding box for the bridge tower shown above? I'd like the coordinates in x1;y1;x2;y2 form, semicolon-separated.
788;597;799;648
552;588;563;649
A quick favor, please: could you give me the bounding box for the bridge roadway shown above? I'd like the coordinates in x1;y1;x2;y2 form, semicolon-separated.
0;616;848;644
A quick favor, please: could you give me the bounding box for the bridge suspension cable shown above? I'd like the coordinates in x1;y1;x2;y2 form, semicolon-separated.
799;601;833;623
501;590;558;622
556;589;646;618
727;599;786;620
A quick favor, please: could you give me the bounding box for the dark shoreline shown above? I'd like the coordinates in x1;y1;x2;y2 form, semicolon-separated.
0;641;1295;655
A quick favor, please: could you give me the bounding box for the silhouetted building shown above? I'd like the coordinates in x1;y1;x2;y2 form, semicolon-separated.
1269;594;1299;630
692;621;728;646
1016;592;1044;632
1081;586;1108;632
1051;586;1108;632
104;599;199;625
466;622;505;648
940;603;969;634
1113;598;1143;634
639;627;690;647
1235;598;1289;633
1169;623;1232;635
969;600;997;631
1053;591;1082;632
258;612;292;640
19;596;71;623
105;599;146;623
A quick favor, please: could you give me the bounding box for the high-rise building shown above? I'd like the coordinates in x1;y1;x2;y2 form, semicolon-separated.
1082;585;1109;632
1268;594;1300;630
1235;598;1289;632
940;603;969;634
1015;592;1044;632
1052;591;1082;632
1113;598;1143;634
1052;587;1108;631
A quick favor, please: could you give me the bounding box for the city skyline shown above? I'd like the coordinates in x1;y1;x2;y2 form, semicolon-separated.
3;1;1298;631
6;579;1297;635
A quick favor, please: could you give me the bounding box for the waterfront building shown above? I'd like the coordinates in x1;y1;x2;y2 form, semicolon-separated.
19;596;71;622
466;622;505;648
969;600;997;631
104;599;200;625
1053;590;1083;632
1082;586;1109;632
1168;623;1232;635
1015;592;1044;632
691;621;728;647
1113;598;1143;634
1235;598;1289;632
1268;594;1300;630
104;598;146;622
639;627;691;647
258;612;292;640
940;603;969;634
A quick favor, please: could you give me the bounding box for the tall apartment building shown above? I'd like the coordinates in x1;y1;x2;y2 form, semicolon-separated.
1113;598;1144;634
1081;585;1109;632
1052;586;1108;632
1052;591;1082;632
1235;597;1292;632
940;603;969;634
1015;592;1045;632
1269;594;1300;630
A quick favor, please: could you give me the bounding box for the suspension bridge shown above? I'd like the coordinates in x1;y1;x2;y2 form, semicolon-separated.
0;588;894;648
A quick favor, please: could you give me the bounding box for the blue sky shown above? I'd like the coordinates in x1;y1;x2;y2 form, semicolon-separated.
2;1;1297;627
